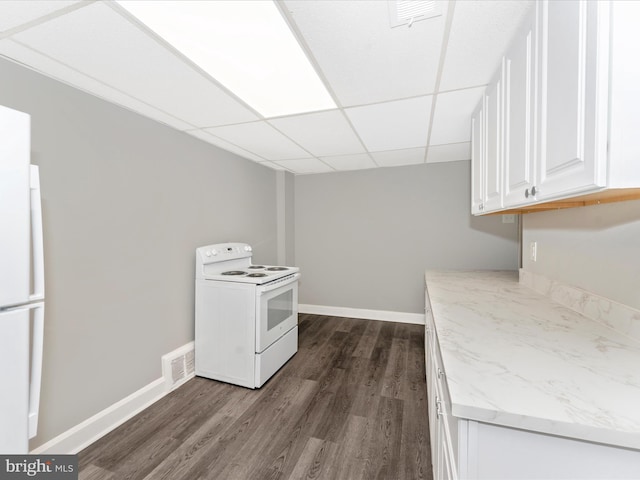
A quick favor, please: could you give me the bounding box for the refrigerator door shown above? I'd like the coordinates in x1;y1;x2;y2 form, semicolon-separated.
0;308;30;453
28;301;45;439
0;105;31;309
29;165;45;303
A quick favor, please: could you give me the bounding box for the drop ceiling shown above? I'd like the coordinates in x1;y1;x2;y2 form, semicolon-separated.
0;0;534;175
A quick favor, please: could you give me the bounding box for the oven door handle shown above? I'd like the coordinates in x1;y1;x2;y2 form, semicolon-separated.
258;272;300;293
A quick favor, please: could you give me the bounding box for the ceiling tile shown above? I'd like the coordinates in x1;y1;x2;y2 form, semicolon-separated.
268;110;365;157
184;129;266;162
0;0;534;176
273;158;334;175
429;87;485;145
427;142;471;163
0;39;195;131
345;95;432;152
0;1;81;33
12;2;258;128
204;121;310;161
321;153;376;171
283;0;448;106
439;0;534;91
370;148;426;167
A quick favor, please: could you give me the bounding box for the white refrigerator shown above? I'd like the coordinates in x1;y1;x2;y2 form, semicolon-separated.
0;104;45;454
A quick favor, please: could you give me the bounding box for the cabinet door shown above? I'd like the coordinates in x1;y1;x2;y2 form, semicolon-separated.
470;102;485;214
432;355;446;479
537;0;606;200
433;363;458;480
503;12;536;207
0;308;30;453
441;431;456;480
425;317;438;468
483;66;504;211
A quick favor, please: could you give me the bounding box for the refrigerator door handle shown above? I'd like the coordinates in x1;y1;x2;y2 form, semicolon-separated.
28;301;44;439
29;165;45;302
27;165;45;439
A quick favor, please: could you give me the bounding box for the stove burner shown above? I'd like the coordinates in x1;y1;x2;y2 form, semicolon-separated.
221;270;247;276
266;266;288;271
246;273;268;278
248;266;265;269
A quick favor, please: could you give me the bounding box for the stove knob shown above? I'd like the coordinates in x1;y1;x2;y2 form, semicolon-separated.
211;249;218;256
205;250;212;257
244;245;252;252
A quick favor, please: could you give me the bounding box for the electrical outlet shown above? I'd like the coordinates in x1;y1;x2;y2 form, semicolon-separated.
529;241;537;262
502;214;516;224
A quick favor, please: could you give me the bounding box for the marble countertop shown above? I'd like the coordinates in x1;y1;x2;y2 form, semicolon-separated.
424;270;640;450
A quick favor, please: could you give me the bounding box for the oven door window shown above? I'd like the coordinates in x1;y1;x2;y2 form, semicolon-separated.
267;289;293;331
257;280;298;353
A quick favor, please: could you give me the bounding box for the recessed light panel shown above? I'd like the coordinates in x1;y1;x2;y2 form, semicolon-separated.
116;0;336;118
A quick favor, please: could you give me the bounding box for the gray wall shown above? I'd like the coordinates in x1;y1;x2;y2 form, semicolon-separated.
0;57;279;449
294;161;520;314
522;199;640;310
276;170;296;266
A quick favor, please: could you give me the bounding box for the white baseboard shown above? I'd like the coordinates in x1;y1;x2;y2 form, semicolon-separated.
299;304;424;325
30;377;167;455
30;342;196;455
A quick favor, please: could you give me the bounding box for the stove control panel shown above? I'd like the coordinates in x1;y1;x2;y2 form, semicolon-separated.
197;243;253;265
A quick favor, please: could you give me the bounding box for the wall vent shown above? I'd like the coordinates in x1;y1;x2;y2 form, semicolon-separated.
388;0;443;28
162;342;195;392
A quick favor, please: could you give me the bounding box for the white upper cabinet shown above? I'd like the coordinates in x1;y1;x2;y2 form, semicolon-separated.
503;10;536;208
471;66;504;214
607;1;640;186
483;66;504;212
536;0;607;200
470;102;484;214
471;0;640;215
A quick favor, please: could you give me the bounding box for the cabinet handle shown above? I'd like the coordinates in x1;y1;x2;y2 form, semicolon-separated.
479;203;484;211
531;186;537;196
436;396;443;417
437;367;444;379
525;188;530;198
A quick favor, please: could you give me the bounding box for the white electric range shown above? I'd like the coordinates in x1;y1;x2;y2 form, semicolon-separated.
194;243;300;389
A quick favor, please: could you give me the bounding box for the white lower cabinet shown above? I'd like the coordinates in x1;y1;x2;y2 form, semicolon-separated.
425;303;459;480
425;289;640;480
424;417;640;480
459;421;640;480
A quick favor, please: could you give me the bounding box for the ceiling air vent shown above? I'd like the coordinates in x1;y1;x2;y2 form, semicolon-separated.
388;0;443;28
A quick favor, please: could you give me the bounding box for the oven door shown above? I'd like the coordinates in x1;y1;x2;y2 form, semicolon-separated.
255;273;299;353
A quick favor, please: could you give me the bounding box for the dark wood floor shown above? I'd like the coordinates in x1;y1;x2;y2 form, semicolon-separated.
79;314;430;480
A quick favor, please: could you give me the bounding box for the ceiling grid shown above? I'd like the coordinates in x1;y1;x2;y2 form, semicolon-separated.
0;0;534;174
422;0;457;164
